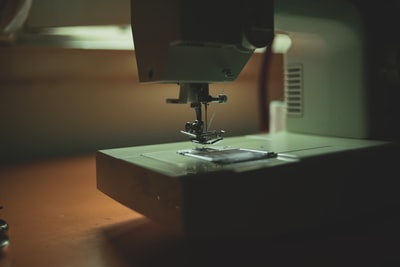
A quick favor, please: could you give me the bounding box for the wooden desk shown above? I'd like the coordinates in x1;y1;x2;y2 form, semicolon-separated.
1;155;399;267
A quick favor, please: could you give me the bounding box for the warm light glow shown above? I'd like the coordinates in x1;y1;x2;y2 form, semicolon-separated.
255;32;292;54
37;25;134;50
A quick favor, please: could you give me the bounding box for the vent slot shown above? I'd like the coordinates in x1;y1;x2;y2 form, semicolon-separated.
285;64;303;116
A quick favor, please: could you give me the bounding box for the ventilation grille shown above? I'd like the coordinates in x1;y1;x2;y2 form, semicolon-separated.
285;64;303;116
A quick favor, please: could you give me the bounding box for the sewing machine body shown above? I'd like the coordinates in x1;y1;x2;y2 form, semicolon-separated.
97;132;398;238
96;0;400;237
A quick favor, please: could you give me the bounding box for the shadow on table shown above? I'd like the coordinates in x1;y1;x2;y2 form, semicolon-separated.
100;211;400;267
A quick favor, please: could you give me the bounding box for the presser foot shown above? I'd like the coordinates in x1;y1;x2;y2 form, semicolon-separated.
180;129;225;145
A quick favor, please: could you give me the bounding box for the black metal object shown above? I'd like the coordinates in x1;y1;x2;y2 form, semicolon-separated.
0;206;9;250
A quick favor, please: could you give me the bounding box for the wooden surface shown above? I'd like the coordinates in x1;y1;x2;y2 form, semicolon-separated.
1;154;399;267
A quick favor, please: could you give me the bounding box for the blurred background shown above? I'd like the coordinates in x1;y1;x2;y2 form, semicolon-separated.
0;0;284;164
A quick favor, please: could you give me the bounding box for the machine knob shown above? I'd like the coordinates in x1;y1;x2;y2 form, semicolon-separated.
0;219;8;233
217;94;228;103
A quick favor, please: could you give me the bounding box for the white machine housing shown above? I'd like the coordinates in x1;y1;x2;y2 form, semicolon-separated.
277;1;366;138
278;0;399;140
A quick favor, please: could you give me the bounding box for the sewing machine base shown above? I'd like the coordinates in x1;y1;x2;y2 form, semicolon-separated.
96;132;398;238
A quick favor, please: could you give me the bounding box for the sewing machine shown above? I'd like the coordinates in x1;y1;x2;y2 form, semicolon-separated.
96;0;399;238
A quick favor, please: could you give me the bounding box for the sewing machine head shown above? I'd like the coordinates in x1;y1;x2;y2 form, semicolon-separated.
131;0;400;143
131;0;274;144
